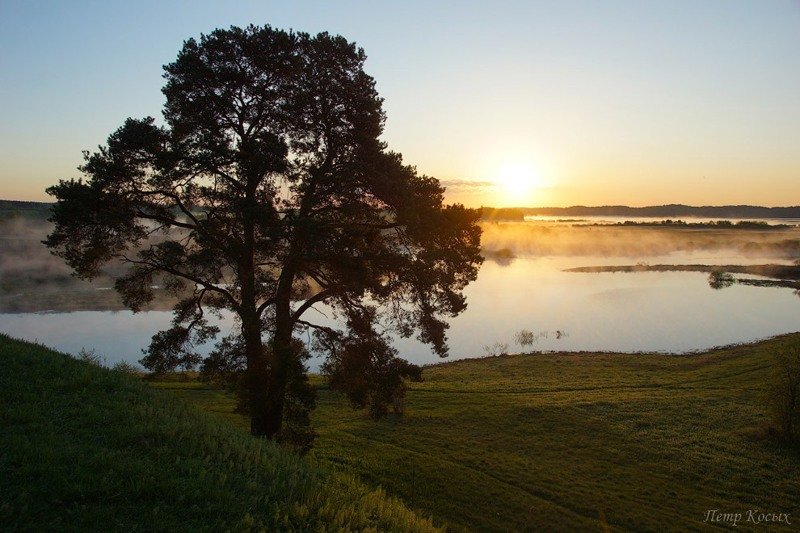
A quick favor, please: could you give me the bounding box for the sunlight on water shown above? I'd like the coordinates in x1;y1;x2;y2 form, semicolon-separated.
387;257;800;367
2;217;799;370
2;254;798;371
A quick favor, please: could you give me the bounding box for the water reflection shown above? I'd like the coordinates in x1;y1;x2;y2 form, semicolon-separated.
2;255;799;371
2;218;799;370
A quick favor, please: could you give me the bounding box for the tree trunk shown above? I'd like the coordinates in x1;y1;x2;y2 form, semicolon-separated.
241;276;294;439
263;278;295;438
240;167;300;439
241;315;278;437
239;172;287;437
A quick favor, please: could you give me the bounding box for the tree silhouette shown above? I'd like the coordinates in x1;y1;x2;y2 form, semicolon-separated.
45;25;482;443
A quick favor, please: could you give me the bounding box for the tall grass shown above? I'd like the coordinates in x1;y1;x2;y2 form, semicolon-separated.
0;334;439;531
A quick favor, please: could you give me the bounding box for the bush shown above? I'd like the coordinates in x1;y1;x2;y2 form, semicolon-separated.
515;329;536;348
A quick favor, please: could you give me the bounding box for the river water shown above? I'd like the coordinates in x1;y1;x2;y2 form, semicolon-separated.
1;219;798;369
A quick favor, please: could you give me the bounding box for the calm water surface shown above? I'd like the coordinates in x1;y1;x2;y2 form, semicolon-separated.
2;250;798;370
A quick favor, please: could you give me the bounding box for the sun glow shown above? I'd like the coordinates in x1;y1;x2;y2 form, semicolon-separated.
493;161;542;205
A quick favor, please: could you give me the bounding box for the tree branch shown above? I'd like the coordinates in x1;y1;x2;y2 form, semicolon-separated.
122;255;240;312
291;288;335;323
294;319;339;338
255;296;276;317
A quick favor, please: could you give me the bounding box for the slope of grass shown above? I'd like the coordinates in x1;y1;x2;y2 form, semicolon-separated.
157;335;800;532
0;334;439;531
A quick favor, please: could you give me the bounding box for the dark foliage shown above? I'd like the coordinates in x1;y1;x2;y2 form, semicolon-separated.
44;25;482;445
708;270;736;290
201;337;316;454
321;334;422;420
199;334;248;405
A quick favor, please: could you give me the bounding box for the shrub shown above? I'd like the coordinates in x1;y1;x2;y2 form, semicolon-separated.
515;329;536;348
482;342;509;357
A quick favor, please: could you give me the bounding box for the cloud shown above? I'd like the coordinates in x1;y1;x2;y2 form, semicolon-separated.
439;179;496;191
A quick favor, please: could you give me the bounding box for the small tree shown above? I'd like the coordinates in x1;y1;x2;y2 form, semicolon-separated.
768;344;800;440
45;25;483;444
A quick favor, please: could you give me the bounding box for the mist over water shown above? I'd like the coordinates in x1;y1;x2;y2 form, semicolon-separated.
1;217;799;370
480;220;800;262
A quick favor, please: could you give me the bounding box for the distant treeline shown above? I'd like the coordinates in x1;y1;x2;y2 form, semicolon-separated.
480;207;526;221
5;200;800;222
580;220;793;230
566;263;800;284
519;204;800;219
0;199;52;221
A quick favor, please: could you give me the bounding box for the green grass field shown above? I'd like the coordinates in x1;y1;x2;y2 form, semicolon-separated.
0;334;438;531
3;332;798;531
154;336;800;531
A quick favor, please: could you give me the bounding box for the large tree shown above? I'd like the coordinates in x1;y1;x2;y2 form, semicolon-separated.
45;25;482;443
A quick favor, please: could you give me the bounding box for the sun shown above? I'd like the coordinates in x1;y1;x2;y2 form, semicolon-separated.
494;161;541;204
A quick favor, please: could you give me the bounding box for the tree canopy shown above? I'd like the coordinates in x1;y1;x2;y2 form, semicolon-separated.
45;25;483;446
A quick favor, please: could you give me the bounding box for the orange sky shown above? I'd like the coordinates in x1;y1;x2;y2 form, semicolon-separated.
1;2;799;207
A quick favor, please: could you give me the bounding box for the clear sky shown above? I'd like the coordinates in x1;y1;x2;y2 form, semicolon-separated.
1;1;799;207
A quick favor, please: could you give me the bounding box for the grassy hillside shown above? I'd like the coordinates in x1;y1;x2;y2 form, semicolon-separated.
0;334;439;531
156;336;800;532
